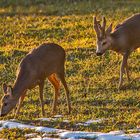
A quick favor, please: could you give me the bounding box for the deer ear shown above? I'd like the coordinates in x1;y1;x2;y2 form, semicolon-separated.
106;23;112;35
115;23;121;29
7;86;13;96
3;83;7;94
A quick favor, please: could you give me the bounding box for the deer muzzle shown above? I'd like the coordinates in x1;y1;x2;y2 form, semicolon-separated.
96;52;103;56
0;112;6;117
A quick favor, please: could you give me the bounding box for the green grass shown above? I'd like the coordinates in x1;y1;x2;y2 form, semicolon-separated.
0;0;140;139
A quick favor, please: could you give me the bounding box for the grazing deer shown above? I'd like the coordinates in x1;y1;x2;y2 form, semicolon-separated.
94;14;140;89
0;43;71;117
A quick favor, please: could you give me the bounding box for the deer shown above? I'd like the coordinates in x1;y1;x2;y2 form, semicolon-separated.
94;13;140;89
0;43;71;117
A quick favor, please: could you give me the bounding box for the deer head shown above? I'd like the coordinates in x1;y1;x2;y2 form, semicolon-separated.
94;16;113;56
0;84;17;117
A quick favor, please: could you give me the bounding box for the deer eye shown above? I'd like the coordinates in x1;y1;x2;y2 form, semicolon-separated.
5;96;8;99
4;103;7;106
102;41;107;45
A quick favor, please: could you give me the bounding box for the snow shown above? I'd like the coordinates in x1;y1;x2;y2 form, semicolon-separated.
0;120;60;133
38;118;51;121
108;130;125;135
37;115;68;123
53;115;63;118
76;123;86;126
37;116;63;122
97;134;129;140
0;120;140;140
63;119;70;123
60;131;138;140
85;119;103;124
76;119;103;126
28;138;61;140
0;121;34;129
35;126;59;133
25;133;38;138
60;131;99;139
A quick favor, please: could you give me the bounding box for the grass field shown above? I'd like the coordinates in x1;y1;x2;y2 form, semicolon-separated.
0;0;140;139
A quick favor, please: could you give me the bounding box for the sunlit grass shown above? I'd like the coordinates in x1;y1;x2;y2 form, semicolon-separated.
0;0;140;139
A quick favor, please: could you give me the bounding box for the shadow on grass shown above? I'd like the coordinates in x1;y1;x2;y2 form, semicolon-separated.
0;50;28;64
25;27;71;40
0;0;140;17
119;81;140;91
0;46;139;86
0;46;139;120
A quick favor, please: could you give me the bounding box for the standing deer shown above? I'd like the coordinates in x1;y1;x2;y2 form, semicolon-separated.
0;43;71;117
94;14;140;89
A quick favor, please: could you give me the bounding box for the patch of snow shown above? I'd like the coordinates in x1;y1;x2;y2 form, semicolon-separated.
69;56;75;61
60;131;138;140
1;120;140;140
60;131;99;139
0;121;61;133
0;121;34;129
35;126;58;133
133;138;140;140
128;128;140;132
63;120;70;123
64;138;86;140
85;119;103;124
108;130;125;135
126;133;140;140
0;127;4;131
53;115;63;118
76;119;103;126
97;134;130;140
128;133;140;137
28;138;61;140
51;118;59;121
42;133;57;137
25;133;38;138
76;123;87;126
37;117;61;122
134;137;140;140
9;119;17;121
38;118;51;121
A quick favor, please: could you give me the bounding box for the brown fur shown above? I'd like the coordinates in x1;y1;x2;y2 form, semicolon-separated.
94;14;140;89
0;43;71;117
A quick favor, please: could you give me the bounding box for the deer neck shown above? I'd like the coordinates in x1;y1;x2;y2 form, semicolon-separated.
12;77;27;100
110;34;123;53
110;32;126;54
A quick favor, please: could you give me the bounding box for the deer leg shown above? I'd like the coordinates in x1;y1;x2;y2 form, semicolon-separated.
13;105;17;115
57;72;71;114
118;53;129;89
39;80;45;117
125;57;130;82
14;92;26;117
48;74;60;114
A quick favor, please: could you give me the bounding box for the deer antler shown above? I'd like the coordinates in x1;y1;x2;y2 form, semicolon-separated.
102;17;106;35
93;16;100;38
94;16;107;38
